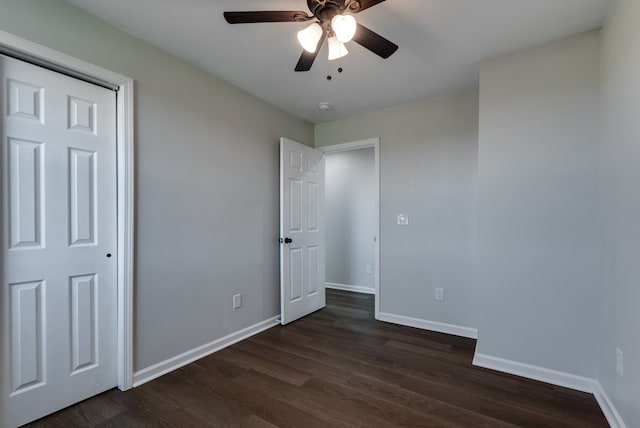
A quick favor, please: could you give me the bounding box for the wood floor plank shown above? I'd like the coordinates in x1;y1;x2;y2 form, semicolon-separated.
143;369;250;427
215;347;313;386
248;326;581;427
163;360;338;428
232;368;394;428
253;310;606;425
25;289;608;427
269;318;597;424
233;340;519;428
245;415;280;428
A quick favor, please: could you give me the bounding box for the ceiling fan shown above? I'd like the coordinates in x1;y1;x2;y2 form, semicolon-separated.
224;0;398;72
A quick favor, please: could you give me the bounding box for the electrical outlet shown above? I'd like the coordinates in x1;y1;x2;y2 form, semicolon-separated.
616;348;624;376
233;293;242;310
435;288;444;301
365;265;372;274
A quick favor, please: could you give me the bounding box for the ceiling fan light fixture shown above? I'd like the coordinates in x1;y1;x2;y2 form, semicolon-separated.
331;14;357;43
327;36;349;60
297;23;323;53
224;0;398;73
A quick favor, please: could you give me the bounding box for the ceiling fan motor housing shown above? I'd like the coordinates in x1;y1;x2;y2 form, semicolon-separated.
307;0;344;20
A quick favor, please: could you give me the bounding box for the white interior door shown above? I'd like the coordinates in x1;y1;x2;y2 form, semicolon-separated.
1;55;117;427
280;138;325;325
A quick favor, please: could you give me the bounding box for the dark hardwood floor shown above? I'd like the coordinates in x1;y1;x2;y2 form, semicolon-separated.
27;289;608;427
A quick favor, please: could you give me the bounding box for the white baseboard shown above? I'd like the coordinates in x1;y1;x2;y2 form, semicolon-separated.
377;312;478;339
473;353;627;427
472;352;595;393
133;316;280;387
326;282;376;295
593;381;628;428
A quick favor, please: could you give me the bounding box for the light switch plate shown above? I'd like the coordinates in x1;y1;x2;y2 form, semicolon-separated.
397;214;409;226
233;293;242;309
616;348;624;376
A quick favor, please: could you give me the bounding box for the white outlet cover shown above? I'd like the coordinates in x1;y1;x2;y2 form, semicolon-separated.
397;214;409;226
365;265;372;274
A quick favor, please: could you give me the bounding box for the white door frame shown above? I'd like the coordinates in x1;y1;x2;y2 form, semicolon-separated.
0;30;135;390
318;138;380;319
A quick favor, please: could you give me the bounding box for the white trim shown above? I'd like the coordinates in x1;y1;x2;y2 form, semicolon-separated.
326;282;376;295
133;317;280;387
472;353;628;427
472;353;595;393
378;312;478;339
373;142;380;318
593;381;627;428
0;30;127;89
318;138;380;318
317;139;378;154
116;82;135;391
0;30;136;391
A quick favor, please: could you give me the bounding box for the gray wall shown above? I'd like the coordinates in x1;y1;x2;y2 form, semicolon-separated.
476;32;601;377
0;0;313;371
599;0;640;424
325;148;375;290
316;91;478;330
5;3;638;424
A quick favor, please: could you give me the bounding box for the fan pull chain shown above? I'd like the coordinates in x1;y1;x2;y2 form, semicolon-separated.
327;59;344;81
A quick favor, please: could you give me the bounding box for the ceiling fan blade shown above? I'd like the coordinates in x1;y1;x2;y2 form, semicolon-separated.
224;11;313;24
350;0;386;13
352;24;398;59
295;33;328;72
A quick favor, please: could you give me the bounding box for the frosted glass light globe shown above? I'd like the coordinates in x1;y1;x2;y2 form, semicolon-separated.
328;36;348;60
297;23;323;53
331;14;357;43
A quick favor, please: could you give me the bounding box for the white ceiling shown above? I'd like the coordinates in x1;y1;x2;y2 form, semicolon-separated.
64;0;612;123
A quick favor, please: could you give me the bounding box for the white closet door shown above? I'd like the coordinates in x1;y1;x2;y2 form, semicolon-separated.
1;54;117;427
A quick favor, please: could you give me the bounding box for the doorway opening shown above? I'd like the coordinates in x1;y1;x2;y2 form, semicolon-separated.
319;139;380;318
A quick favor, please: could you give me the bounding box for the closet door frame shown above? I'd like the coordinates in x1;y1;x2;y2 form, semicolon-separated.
0;29;136;392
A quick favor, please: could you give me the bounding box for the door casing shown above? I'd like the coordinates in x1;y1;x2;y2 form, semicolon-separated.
0;30;135;391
